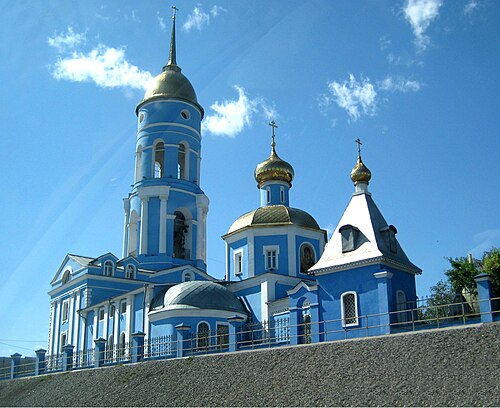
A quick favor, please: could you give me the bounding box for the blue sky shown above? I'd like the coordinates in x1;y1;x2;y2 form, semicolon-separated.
1;0;498;357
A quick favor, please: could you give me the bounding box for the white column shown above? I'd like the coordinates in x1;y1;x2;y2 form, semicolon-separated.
159;195;167;254
74;291;81;352
122;198;130;258
196;194;209;262
113;302;119;347
126;296;133;341
53;301;61;354
48;302;56;355
93;309;98;341
139;196;149;255
103;307;109;343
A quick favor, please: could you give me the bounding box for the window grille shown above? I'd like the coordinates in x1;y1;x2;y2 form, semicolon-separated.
342;292;358;326
266;250;277;270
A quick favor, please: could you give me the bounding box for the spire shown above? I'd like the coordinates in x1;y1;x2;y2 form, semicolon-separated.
165;6;181;72
350;138;372;192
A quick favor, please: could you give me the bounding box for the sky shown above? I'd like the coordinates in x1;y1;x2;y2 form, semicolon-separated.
1;0;499;357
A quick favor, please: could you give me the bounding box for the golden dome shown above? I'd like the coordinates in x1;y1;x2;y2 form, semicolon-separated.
255;148;295;188
350;155;372;184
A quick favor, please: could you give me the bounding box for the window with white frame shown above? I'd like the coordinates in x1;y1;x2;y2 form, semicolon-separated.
182;271;194;282
99;308;105;321
197;322;210;350
60;332;67;353
62;300;69;323
125;264;135;279
263;246;279;271
103;261;114;276
341;291;358;327
234;250;243;275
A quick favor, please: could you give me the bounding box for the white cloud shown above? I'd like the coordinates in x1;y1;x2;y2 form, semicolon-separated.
51;44;152;90
157;12;166;32
203;86;276;138
403;0;443;51
48;27;86;52
182;5;225;32
326;74;377;121
203;86;256;137
464;0;479;15
378;76;422;92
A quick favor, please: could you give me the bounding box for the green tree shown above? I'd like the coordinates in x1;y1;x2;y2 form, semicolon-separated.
445;255;480;295
482;247;500;296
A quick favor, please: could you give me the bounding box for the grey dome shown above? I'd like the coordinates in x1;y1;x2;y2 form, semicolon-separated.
162;281;247;314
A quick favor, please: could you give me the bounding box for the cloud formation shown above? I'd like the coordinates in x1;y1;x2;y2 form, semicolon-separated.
322;74;422;121
49;29;152;90
203;86;276;137
464;0;479;15
48;27;86;52
403;0;443;51
182;5;226;32
326;74;378;121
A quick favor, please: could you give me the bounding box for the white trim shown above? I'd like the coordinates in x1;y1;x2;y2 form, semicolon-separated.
374;271;394;279
286;281;318;296
53;301;61;354
182;270;195;282
234;249;243;276
61;299;70;324
341;291;359;327
263;245;280;271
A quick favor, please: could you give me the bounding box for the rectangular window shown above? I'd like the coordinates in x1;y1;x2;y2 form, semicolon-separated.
99;308;105;321
121;301;127;314
110;304;115;318
216;324;229;350
62;300;69;323
234;251;243;275
280;188;285;203
266;250;277;270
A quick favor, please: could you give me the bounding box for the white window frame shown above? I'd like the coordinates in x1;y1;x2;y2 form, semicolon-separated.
341;291;359;327
263;245;280;271
234;249;243;276
182;271;194;282
103;261;114;277
125;264;135;279
60;331;68;353
61;299;69;323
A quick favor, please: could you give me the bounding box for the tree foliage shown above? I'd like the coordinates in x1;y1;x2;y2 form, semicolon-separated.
482;247;500;296
445;256;480;295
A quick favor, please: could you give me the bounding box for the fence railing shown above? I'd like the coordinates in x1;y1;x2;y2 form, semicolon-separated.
2;296;498;381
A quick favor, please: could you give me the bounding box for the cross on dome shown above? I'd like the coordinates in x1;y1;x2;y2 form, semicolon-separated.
269;120;278;150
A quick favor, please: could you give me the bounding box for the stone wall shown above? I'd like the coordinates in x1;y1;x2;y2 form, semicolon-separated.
0;323;499;407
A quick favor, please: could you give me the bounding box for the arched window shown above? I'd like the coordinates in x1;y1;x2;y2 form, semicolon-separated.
61;270;71;284
119;332;126;359
266;187;271;204
341;291;358;327
154;141;165;178
300;244;316;274
197;322;210;351
135;146;142;182
104;261;114;277
125;264;135;279
173;211;189;259
280;187;285;203
396;290;408;323
177;143;187;179
182;271;194;282
107;334;114;362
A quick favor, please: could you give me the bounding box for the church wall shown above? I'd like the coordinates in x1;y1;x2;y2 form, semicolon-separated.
275;283;295;299
84;310;95;349
234;286;262;322
316;265;381;340
253;235;288;275
228;237;248;280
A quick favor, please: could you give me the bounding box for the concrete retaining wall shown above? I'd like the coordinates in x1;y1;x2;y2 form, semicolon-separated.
1;322;499;407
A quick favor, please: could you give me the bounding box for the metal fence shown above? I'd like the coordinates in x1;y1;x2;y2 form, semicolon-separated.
1;296;498;381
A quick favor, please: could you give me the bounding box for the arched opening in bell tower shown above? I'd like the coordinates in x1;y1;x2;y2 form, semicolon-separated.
177;142;188;180
173;210;191;259
154;141;165;178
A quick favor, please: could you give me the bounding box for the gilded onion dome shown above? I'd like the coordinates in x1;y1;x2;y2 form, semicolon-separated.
350;139;371;184
350;156;371;184
254;121;294;188
136;8;204;117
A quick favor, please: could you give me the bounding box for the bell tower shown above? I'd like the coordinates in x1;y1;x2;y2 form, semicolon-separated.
122;7;209;271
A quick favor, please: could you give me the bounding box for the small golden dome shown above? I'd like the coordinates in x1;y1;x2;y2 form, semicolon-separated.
350;155;371;184
255;148;295;188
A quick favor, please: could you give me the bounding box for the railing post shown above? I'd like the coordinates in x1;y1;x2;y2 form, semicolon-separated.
310;303;321;343
474;273;494;323
35;349;46;376
62;345;74;371
175;324;191;358
131;332;146;363
228;316;245;352
94;338;106;368
10;353;22;379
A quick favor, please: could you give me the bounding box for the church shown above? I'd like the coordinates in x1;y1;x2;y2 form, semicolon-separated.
47;11;421;360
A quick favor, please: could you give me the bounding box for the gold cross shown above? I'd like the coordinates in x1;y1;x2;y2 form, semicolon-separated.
171;5;178;18
355;138;363;157
269;120;278;148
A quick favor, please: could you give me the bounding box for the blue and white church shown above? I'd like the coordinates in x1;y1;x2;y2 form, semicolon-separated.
47;12;421;358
